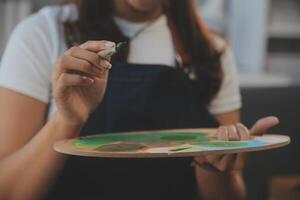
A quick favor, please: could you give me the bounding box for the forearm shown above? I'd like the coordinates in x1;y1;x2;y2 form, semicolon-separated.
0;112;83;200
196;166;246;200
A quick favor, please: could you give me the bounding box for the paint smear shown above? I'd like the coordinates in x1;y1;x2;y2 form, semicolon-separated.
70;131;266;154
160;135;197;142
95;143;146;152
169;147;192;152
196;141;248;147
71;131;211;148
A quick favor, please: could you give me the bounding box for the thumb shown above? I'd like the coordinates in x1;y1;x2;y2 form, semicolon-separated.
250;116;280;136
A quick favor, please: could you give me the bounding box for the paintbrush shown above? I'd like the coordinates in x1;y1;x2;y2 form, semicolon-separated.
98;42;127;59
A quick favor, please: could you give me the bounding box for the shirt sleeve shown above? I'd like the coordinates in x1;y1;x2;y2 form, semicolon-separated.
0;14;53;103
208;41;242;115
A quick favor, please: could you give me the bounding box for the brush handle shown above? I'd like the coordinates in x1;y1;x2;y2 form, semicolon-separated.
98;42;127;59
98;47;116;59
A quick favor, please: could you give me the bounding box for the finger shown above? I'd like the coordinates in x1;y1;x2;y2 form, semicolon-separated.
250;116;280;136
228;125;239;141
205;155;223;166
236;123;250;140
79;40;115;52
100;60;113;70
66;47;103;70
194;155;222;165
234;153;247;171
217;126;229;141
56;73;94;90
59;55;103;77
216;154;237;172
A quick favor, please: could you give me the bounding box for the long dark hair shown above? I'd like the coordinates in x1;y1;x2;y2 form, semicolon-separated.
63;0;223;104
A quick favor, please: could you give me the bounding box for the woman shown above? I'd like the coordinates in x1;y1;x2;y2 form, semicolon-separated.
0;0;278;200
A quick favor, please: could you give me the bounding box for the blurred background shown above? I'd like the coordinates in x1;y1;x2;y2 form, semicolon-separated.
0;0;299;199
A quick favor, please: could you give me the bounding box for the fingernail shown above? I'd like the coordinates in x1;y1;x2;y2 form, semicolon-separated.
100;60;112;70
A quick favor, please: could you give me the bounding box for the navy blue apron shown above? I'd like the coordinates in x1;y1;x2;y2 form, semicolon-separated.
45;63;219;200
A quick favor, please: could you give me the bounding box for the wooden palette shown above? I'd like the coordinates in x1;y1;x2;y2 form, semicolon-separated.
54;129;290;158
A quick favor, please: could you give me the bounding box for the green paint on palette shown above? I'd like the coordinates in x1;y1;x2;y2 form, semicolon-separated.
169;147;192;152
160;135;197;142
71;131;211;148
95;143;146;152
70;140;102;148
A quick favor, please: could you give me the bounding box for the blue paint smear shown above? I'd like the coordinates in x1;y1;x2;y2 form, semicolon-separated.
196;140;267;150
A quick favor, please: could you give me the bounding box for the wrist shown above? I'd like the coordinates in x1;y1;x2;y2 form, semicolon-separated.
50;112;86;139
53;112;87;128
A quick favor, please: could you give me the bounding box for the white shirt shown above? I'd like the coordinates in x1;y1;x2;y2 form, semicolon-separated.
0;4;241;118
114;15;176;66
